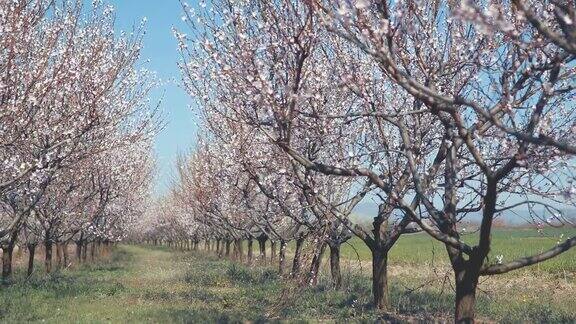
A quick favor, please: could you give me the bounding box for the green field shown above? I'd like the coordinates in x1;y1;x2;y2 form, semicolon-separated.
0;228;574;323
340;227;576;273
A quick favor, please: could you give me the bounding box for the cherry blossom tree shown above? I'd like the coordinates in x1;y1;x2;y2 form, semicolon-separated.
313;1;576;321
175;0;446;308
0;0;158;280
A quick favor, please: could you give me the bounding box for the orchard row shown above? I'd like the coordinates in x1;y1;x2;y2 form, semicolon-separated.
136;1;576;323
0;1;157;279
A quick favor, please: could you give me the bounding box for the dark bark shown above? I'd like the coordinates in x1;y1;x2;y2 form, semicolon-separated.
257;237;267;264
329;243;342;289
82;242;88;262
247;239;253;262
372;248;389;310
1;246;13;280
27;244;36;277
291;236;305;278
1;231;18;280
45;241;53;273
90;242;95;261
454;266;479;323
56;243;63;269
62;242;69;267
76;241;82;262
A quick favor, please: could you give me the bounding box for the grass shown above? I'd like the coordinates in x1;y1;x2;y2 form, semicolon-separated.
0;228;574;323
340;228;576;273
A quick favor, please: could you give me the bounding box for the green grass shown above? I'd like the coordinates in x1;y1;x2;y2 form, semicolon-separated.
0;246;380;322
340;228;576;273
0;228;575;323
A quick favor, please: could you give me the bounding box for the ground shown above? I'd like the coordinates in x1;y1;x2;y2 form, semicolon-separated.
0;228;575;323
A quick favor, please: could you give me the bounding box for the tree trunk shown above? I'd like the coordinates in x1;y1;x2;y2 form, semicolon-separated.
454;267;479;323
291;236;305;278
235;239;243;262
27;244;36;277
232;240;239;259
1;232;17;280
258;238;267;264
45;241;53;273
1;246;13;280
372;248;390;310
90;242;96;261
56;243;63;269
308;242;326;286
225;240;231;257
216;240;221;255
76;241;82;262
278;241;287;275
247;239;253;263
219;240;226;256
329;243;342;289
62;242;69;268
82;242;88;262
270;240;277;262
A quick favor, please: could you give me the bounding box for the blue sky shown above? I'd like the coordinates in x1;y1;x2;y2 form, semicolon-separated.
107;0;198;195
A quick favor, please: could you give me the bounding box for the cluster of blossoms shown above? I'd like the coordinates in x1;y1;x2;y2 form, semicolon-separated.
0;0;158;277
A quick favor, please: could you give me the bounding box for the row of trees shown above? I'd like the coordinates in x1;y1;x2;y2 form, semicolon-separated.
137;1;576;323
0;0;157;279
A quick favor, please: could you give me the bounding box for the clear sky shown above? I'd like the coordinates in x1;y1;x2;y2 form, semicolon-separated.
106;0;198;196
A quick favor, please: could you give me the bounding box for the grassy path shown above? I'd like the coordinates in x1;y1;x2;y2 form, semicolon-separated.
1;245;367;323
0;245;284;322
1;244;575;323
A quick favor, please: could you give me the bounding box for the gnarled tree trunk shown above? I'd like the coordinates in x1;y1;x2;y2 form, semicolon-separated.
291;236;305;278
234;239;243;262
76;241;83;262
372;248;390;310
1;246;13;280
56;243;63;269
247;239;253;263
257;237;267;264
27;244;36;277
82;242;88;262
454;266;479;323
45;241;53;273
329;243;342;289
308;242;326;286
90;242;96;261
1;232;18;280
62;242;69;268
